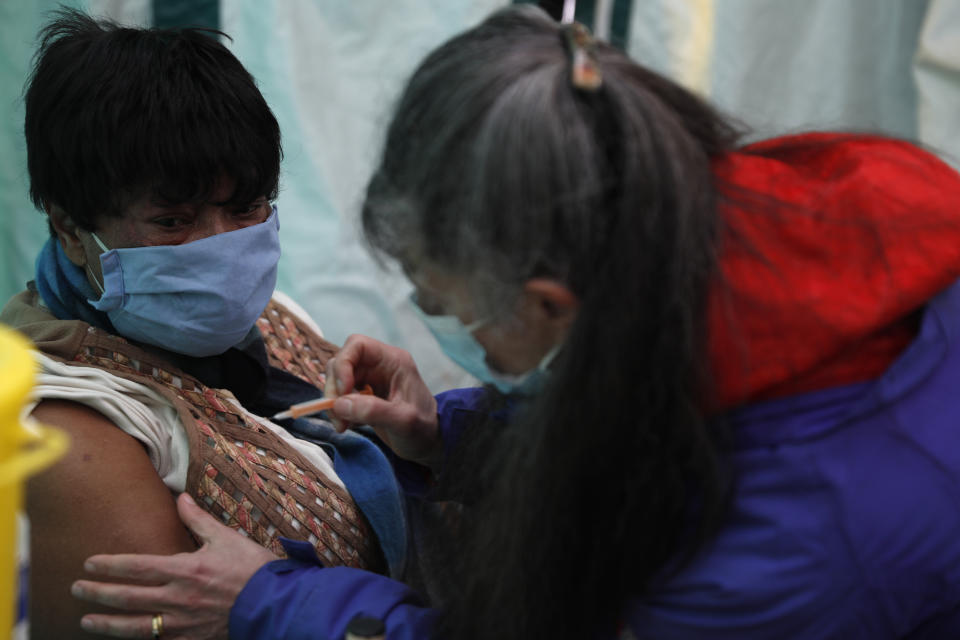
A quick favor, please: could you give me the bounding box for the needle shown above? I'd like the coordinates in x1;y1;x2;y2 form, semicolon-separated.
271;385;373;420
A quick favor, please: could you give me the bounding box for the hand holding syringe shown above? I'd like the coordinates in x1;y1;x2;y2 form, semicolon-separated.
322;335;443;468
271;385;374;420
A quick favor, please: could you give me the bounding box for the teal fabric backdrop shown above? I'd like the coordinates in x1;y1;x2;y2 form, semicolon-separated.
0;1;81;313
153;0;218;30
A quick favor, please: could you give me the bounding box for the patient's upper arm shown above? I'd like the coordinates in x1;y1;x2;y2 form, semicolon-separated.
27;400;197;639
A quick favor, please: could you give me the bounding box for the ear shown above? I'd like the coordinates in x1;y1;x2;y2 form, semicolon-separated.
522;278;579;341
47;204;88;267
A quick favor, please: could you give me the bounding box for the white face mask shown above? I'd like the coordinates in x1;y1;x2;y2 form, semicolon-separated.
410;293;560;396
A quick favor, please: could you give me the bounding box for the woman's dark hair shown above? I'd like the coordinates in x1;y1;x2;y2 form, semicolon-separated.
363;6;739;639
24;8;281;233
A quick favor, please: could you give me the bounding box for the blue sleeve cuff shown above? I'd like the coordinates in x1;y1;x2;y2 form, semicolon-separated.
230;539;437;640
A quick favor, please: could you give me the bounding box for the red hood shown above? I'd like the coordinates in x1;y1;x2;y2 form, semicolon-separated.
709;133;960;412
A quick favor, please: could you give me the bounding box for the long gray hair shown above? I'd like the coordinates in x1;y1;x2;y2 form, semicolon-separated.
363;6;739;639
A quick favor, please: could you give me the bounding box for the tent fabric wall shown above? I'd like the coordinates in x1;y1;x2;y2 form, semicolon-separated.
0;2;75;321
153;0;217;30
626;0;959;169
1;1;959;394
915;0;960;168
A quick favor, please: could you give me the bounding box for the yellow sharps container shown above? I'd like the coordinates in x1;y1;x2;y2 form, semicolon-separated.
0;326;67;639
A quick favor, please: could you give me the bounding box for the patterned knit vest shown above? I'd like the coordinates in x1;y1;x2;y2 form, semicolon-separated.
10;291;384;572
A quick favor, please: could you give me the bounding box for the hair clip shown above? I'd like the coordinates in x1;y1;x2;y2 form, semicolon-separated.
562;22;602;92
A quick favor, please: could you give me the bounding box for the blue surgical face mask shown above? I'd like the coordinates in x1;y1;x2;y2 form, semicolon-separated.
411;294;560;396
86;206;281;357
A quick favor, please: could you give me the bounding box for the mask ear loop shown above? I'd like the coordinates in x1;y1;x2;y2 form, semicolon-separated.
85;231;111;295
89;231;110;253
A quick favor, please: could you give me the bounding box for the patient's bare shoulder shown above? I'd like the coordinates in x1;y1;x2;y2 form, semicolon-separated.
27;400;196;639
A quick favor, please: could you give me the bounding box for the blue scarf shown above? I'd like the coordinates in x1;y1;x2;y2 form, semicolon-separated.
34;237;115;331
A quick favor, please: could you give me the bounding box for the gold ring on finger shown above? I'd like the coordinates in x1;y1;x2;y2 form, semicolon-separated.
151;613;163;639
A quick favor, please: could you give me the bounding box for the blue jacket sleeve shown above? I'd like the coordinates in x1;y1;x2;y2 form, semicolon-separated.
230;540;437;640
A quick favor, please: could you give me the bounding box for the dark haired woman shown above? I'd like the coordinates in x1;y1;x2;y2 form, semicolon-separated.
72;6;960;639
1;10;404;639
